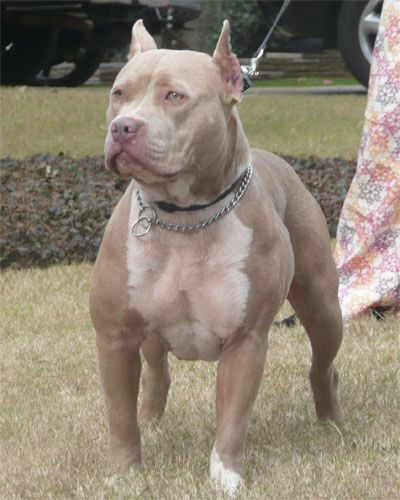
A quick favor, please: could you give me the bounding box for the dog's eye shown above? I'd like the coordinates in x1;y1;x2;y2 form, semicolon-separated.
166;91;184;102
112;88;123;98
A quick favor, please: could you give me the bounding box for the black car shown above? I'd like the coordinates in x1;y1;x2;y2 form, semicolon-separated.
1;0;202;87
258;0;383;87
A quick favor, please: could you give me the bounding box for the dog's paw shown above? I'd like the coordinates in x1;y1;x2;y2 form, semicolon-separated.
210;444;243;496
108;440;142;472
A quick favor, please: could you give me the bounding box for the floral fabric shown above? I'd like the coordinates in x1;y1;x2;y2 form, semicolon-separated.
334;0;400;320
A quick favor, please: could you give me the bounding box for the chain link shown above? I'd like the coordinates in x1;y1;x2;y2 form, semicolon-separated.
131;164;253;237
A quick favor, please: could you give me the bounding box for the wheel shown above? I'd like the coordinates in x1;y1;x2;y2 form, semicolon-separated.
30;45;103;87
0;27;56;85
337;0;382;88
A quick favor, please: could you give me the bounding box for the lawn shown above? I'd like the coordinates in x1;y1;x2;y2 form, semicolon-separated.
0;86;366;159
2;86;398;498
252;76;360;88
1;264;399;498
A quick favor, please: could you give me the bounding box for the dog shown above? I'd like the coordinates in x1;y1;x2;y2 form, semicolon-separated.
89;19;344;495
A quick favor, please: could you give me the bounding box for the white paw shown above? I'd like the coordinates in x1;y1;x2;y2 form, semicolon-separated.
210;444;243;496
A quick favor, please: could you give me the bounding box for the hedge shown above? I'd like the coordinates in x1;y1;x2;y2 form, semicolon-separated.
0;153;356;269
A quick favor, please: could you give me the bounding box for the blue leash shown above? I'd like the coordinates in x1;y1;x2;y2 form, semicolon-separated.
241;0;292;91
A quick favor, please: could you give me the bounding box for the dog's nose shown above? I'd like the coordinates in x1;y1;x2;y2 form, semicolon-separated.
111;117;144;142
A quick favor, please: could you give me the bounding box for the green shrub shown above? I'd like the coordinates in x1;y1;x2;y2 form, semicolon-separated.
0;153;128;269
282;154;357;236
0;153;356;269
204;0;288;56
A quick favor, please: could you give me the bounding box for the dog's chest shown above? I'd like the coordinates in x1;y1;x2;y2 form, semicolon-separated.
126;214;253;361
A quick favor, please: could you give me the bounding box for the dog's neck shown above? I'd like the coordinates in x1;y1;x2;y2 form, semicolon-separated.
136;109;250;208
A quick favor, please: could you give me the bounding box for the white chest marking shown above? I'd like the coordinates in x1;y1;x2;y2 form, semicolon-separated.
210;444;243;496
166;174;195;198
126;192;253;361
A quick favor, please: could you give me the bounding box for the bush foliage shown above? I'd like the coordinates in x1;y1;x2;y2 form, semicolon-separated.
0;154;128;269
204;0;288;56
0;153;356;269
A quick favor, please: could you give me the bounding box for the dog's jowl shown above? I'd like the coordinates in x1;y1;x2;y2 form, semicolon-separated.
89;19;344;495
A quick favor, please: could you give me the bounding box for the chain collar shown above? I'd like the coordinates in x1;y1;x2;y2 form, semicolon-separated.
131;164;253;237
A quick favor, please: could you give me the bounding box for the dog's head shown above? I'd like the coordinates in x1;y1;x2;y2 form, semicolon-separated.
104;20;244;185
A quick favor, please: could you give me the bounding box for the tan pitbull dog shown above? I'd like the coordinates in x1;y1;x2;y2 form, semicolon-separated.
90;19;344;495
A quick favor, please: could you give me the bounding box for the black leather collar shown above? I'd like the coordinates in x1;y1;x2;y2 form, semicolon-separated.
156;171;246;213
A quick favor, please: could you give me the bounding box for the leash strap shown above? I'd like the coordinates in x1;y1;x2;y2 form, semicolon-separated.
241;0;292;91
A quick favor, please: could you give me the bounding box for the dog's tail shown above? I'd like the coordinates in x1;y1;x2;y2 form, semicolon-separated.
273;314;297;328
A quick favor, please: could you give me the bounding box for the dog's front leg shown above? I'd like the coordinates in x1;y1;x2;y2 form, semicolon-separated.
211;329;268;495
96;334;142;470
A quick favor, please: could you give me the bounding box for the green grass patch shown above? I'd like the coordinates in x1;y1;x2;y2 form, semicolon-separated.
241;94;365;159
252;76;360;88
0;87;366;159
1;263;399;498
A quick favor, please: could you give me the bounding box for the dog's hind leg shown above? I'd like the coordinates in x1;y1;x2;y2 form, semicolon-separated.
288;274;344;423
139;337;171;423
281;170;344;423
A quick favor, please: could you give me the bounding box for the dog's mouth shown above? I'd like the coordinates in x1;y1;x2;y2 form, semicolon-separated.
105;147;184;182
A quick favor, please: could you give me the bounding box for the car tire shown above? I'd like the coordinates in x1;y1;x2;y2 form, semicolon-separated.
30;46;103;87
337;0;381;88
1;27;56;85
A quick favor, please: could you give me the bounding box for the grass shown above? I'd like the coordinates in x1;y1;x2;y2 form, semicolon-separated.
0;84;390;496
1;263;399;498
252;76;360;88
0;87;366;159
84;76;360;89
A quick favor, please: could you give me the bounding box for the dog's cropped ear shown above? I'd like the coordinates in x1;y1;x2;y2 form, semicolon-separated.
129;19;157;58
212;20;242;103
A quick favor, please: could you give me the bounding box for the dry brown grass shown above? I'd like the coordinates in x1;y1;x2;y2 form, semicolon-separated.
0;87;365;159
1;263;399;498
